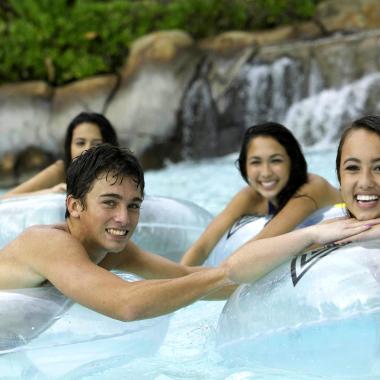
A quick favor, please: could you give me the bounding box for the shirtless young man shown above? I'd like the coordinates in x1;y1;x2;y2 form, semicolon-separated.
0;144;374;322
0;144;231;321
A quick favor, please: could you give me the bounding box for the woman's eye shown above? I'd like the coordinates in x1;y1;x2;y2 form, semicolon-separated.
271;159;283;164
104;200;116;207
374;165;380;172
75;141;85;147
344;165;359;171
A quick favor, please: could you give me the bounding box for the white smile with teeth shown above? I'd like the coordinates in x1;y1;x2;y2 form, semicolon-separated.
261;180;276;189
106;228;127;236
356;195;379;201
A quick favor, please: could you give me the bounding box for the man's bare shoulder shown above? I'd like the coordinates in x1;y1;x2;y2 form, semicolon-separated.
10;223;85;261
0;222;92;289
18;223;70;241
0;224;72;288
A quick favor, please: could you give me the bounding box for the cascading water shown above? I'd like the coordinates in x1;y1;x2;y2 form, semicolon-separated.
180;45;380;158
285;72;380;147
179;54;224;160
180;76;218;160
243;57;305;126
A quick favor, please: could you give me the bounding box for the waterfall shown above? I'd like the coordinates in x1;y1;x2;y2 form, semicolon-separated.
180;49;380;159
180;63;219;159
285;73;380;148
243;57;304;127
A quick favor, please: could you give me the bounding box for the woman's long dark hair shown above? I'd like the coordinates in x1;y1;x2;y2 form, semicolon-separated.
63;112;119;172
236;122;308;215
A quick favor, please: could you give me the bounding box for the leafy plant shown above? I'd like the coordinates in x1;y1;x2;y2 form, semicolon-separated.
0;0;320;85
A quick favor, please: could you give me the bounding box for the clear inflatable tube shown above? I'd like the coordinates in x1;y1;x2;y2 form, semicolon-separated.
205;204;346;266
0;272;171;378
0;193;212;378
0;286;71;353
0;193;213;261
217;239;380;377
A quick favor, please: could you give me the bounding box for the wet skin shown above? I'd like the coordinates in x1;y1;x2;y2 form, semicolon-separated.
67;173;144;259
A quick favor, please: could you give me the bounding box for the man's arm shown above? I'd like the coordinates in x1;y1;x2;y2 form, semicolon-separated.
22;229;229;321
101;240;236;299
101;240;193;278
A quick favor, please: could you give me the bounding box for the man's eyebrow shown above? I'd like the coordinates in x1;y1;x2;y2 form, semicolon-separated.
100;193;143;202
100;193;122;199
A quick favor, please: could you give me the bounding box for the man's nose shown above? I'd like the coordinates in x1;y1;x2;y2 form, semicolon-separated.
114;207;129;224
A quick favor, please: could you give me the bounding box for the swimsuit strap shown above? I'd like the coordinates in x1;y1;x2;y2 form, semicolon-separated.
268;201;277;215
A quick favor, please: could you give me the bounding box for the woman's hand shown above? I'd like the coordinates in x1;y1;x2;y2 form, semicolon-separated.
335;219;380;244
310;217;380;246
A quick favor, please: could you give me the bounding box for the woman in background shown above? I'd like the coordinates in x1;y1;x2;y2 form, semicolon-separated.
2;112;119;198
181;122;341;266
225;115;380;283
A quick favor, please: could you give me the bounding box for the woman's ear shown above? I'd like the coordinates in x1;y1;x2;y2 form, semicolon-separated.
66;195;83;218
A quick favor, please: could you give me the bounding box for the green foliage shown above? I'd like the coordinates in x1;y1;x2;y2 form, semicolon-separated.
0;0;320;85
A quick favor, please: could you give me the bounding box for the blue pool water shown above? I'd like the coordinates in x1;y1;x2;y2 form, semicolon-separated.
3;146;363;380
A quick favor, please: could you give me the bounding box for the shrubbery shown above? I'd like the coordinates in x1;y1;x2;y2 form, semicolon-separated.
0;0;320;85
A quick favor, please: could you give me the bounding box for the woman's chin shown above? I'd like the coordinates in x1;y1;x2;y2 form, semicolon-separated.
353;210;380;221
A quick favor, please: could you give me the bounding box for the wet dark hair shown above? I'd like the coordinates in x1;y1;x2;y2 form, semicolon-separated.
236;122;308;214
336;115;380;183
63;112;119;171
65;144;144;218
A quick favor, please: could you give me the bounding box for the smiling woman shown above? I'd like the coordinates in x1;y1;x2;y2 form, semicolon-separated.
245;136;291;204
181;122;341;266
1;112;119;199
336;116;380;221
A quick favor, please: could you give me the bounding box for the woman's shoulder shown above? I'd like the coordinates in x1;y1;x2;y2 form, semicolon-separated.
227;186;266;215
233;185;261;202
305;173;335;190
299;173;341;206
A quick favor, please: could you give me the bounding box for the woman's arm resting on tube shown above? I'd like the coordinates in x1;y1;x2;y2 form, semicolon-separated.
223;218;379;284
